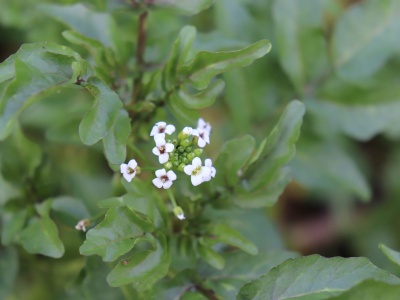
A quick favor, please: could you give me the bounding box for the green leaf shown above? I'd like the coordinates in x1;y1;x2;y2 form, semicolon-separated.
332;0;400;82
1;208;28;245
107;233;170;289
167;91;200;125
272;0;328;92
0;246;18;299
175;79;225;109
245;100;305;191
103;109;131;165
19;204;64;258
237;255;400;300
51;196;90;228
181;39;271;90
79;206;154;262
380;244;400;268
79;77;122;145
210;224;258;255
215;135;256;187
197;243;225;270
328;280;400;300
153;0;214;16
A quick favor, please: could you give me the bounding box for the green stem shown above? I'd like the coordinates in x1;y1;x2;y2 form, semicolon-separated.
167;189;178;207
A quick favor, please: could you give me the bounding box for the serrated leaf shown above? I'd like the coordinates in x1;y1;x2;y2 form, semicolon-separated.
107;233;170;289
215;135;256;187
197;243;225;270
329;280;400;300
332;0;400;82
103;109;131;165
380;244;400;268
237;255;400;300
181;39;271;90
272;0;328;92
79;77;122;145
210;224;258;255
153;0;214;16
80;206;154;262
245;100;305;191
0;246;18;299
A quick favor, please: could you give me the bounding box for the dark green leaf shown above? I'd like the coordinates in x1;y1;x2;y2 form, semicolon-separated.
51;196;90;228
332;0;400;82
0;246;18;299
1;208;28;245
197;243;225;270
237;255;400;300
153;0;214;16
181;39;271;90
167;91;200;125
175;79;224;109
380;244;400;268
107;233;170;289
80;206;154;262
329;280;400;300
103;109;131;165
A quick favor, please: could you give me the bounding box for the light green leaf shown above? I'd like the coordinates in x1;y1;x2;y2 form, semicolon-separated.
79;77;122;145
107;233;170;289
272;0;328;92
197;243;225;270
380;244;400;268
175;79;225;109
103;109;131;165
245;100;305;191
0;246;18;299
329;280;400;300
210;224;258;256
237;255;400;300
181;39;271;90
215;135;256;187
79;206;154;262
153;0;214;16
1;208;28;245
332;0;400;82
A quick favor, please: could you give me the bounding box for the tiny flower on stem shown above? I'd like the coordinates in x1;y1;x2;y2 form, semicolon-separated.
192;128;210;148
203;158;216;182
152;168;177;189
75;219;89;232
150;121;175;140
173;206;185;220
197;118;212;135
184;157;211;186
120;159;138;182
153;138;174;164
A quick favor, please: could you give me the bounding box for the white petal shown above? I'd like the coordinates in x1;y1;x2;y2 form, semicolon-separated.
167;170;177;181
177;212;185;220
191;129;199;137
155;137;166;147
123;172;135;182
150;126;158;136
203;175;211;182
163;180;173;189
191;174;203;186
184;165;195;175
120;163;128;173
152;177;163;188
152;147;160;156
165;124;175;135
165;143;174;152
128;159;137;169
192;157;202;167
197;138;206;148
183;127;193;135
204;159;212;168
159;153;169;164
156;121;166;128
203;133;210;144
155;168;166;178
211;167;216;177
197;118;206;128
154;132;165;140
201;166;211;177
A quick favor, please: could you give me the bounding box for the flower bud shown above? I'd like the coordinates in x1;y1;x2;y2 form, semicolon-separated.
178;127;193;140
178;163;186;172
135;166;141;175
178;146;185;153
173;206;185;220
185;146;193;153
193;149;203;156
187;152;195;161
182;157;189;164
180;138;191;147
164;161;173;170
173;161;180;168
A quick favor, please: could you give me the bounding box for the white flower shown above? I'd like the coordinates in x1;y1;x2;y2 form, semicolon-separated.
197;118;211;135
120;159;138;182
75;219;89;232
203;159;216;182
152;138;174;164
182;126;193;136
184;157;211;186
192;128;210;148
150;121;175;140
152;169;177;189
173;206;185;220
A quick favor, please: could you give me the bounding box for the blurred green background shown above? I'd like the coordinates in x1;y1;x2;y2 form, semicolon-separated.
1;0;400;299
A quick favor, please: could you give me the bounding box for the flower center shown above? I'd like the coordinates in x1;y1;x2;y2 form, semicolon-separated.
159;146;165;153
127;167;135;174
158;126;165;133
192;166;202;175
161;175;169;183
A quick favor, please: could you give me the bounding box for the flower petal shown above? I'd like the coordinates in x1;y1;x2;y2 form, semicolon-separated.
120;163;128;173
152;147;160;156
165;124;175;135
156;121;166;128
191;174;203;186
159;153;169;164
192;157;201;167
155;168;166;178
128;159;137;169
201;166;211;177
123;172;135;182
191;129;199;137
197;138;206;148
184;165;195;175
211;167;216;177
165;143;174;152
150;126;158;136
204;159;212;168
155;137;166;147
167;170;177;181
163;180;173;189
152;177;163;188
154;133;166;141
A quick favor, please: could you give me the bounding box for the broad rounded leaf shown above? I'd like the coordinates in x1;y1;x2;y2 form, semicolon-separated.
380;244;400;268
237;255;400;300
329;280;400;300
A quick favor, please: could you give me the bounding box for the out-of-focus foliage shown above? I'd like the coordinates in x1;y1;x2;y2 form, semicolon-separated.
1;0;400;299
